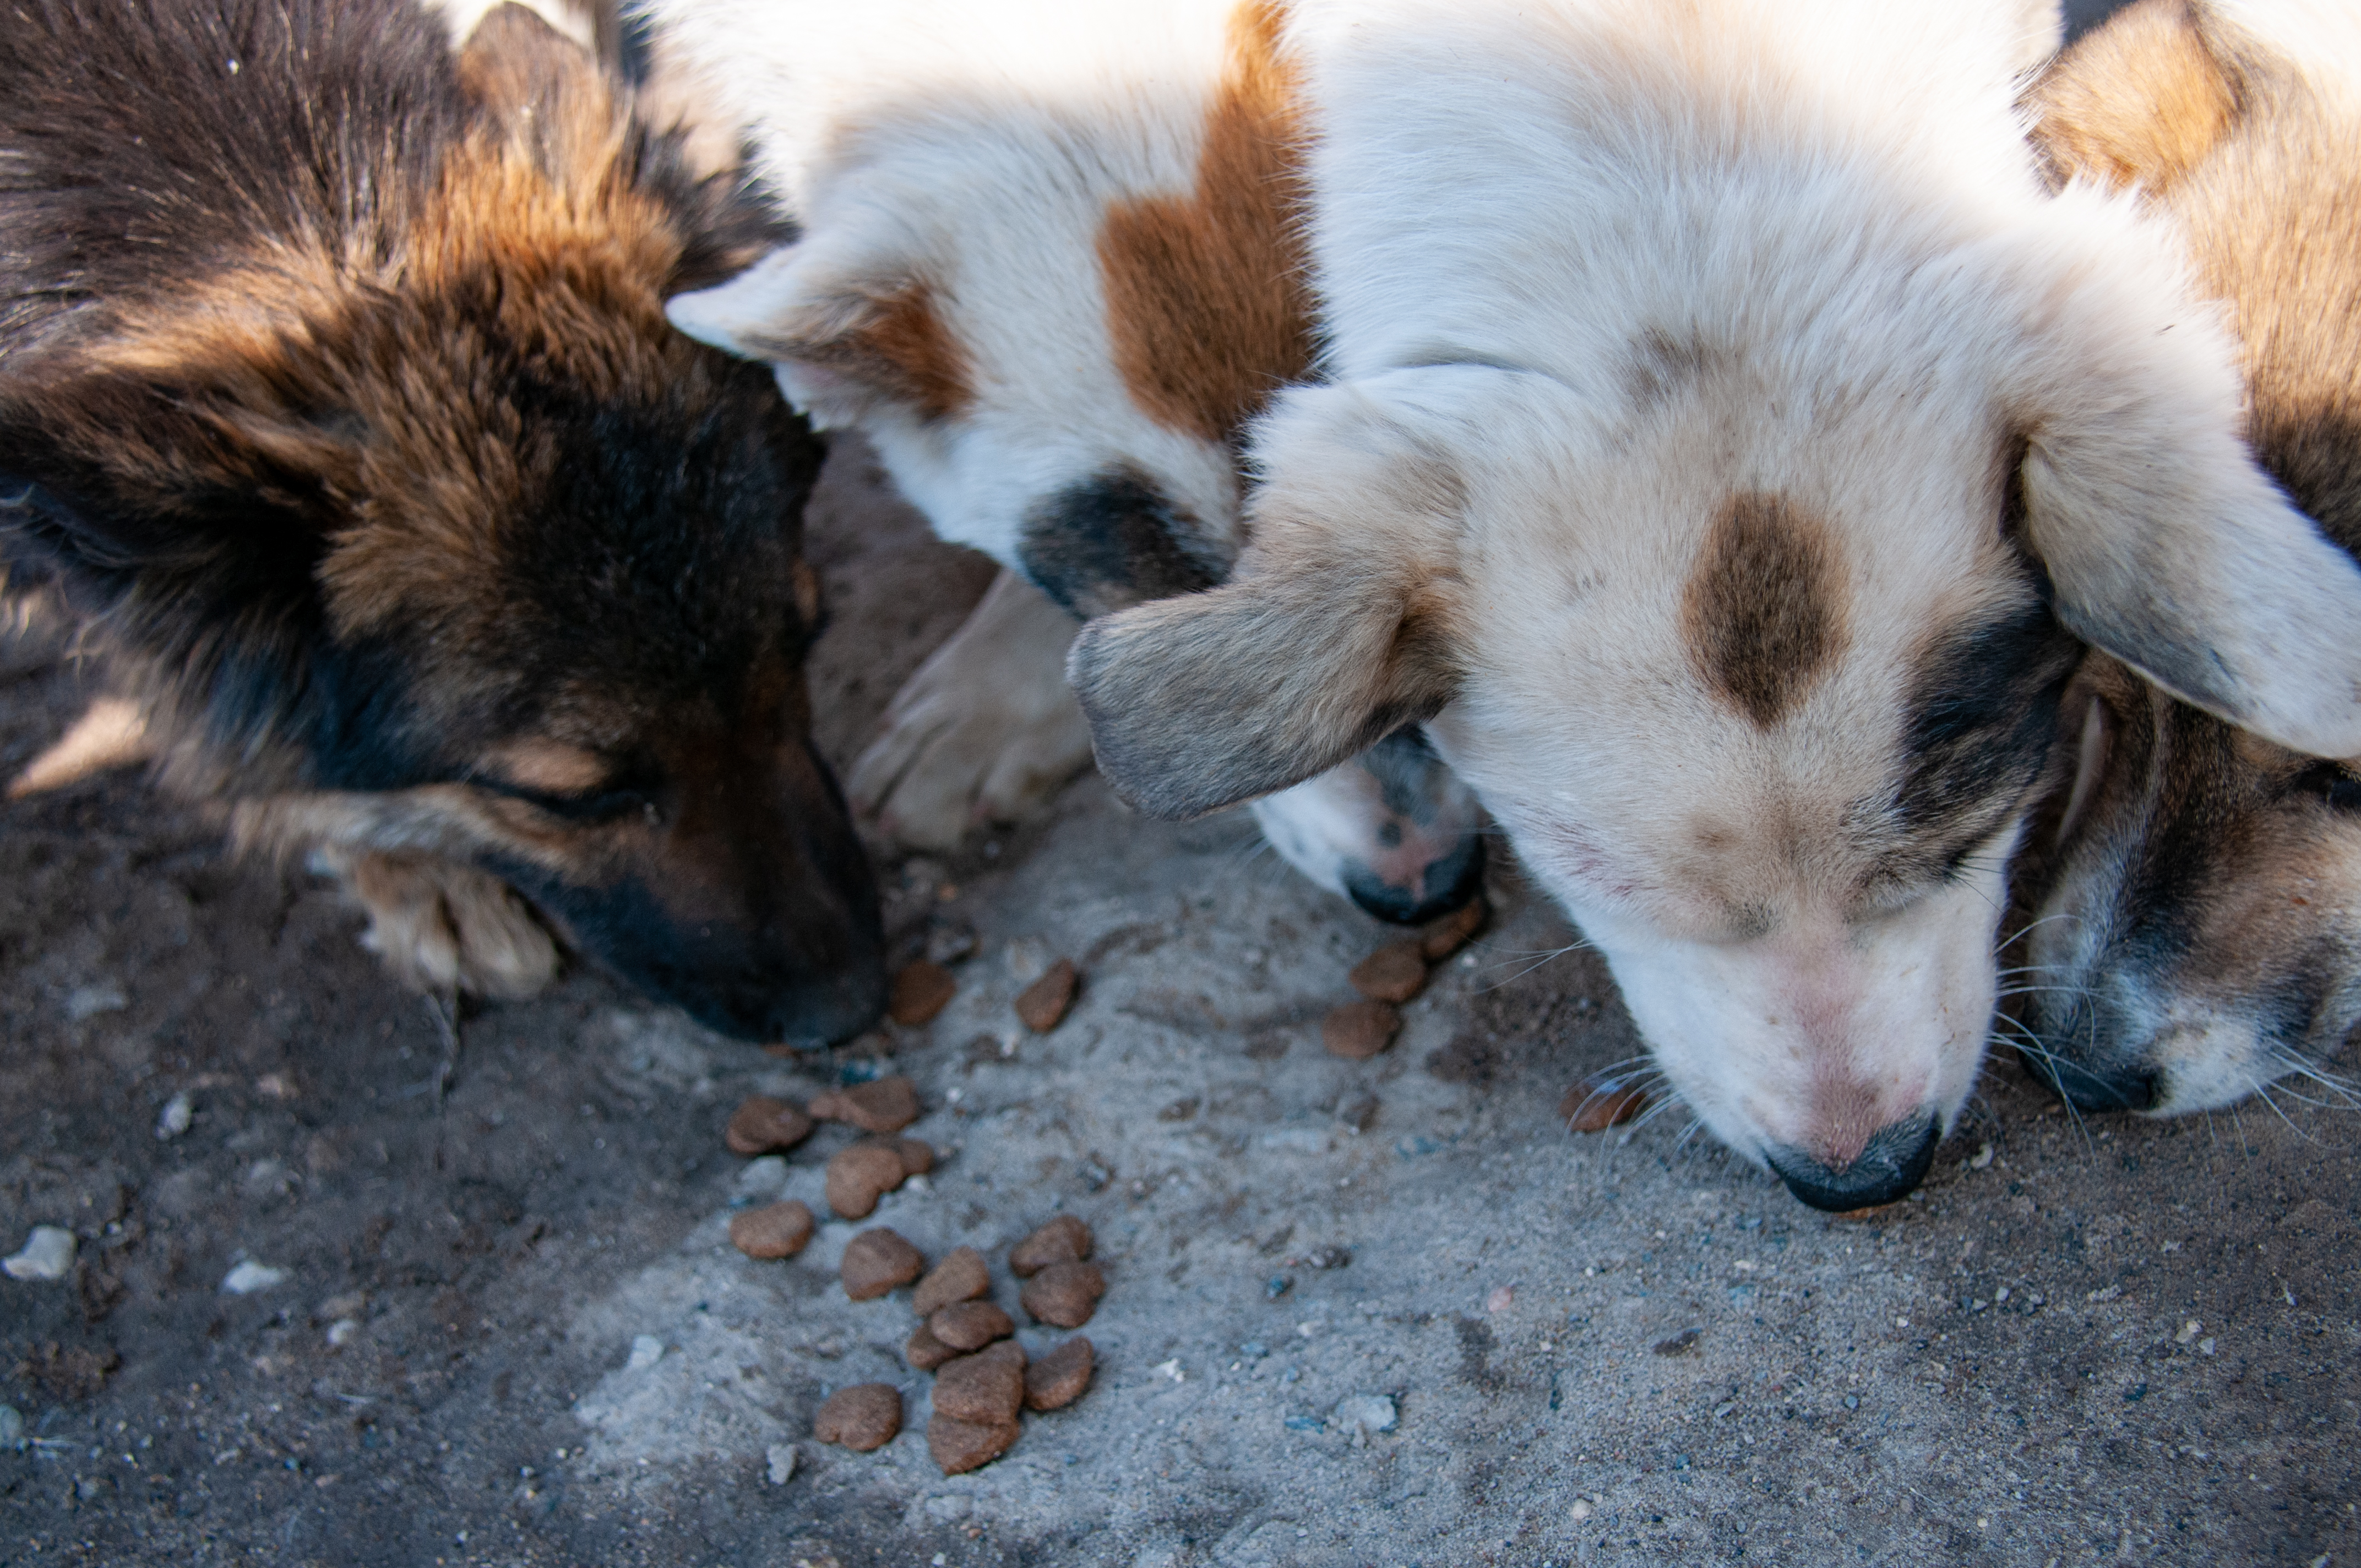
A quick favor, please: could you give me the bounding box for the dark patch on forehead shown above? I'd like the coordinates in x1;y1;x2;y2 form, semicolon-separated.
1890;593;2082;856
1681;493;1848;727
1018;465;1231;619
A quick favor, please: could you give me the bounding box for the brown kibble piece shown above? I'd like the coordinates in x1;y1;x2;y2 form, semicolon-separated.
1013;958;1079;1032
895;1137;935;1176
905;1321;959;1371
1322;1000;1400;1060
727;1200;814;1260
812;1384;901;1451
1009;1215;1093;1277
1560;1074;1651;1133
1419;894;1489;961
933;1348;1025;1424
810;1075;921;1134
1020;1260;1106;1328
723;1095;814;1156
1023;1336;1095;1412
929;1300;1015;1351
825;1141;908;1220
1348;941;1429;1004
840;1228;925;1300
927;1413;1018;1476
975;1338;1026;1370
911;1245;991;1315
888;961;956;1026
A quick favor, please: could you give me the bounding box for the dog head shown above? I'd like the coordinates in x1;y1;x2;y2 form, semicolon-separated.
2014;0;2361;1113
0;0;883;1042
1071;7;2361;1203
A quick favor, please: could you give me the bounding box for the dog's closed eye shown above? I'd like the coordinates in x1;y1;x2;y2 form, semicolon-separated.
2288;761;2361;813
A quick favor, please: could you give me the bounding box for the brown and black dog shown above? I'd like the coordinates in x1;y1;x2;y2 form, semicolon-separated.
0;0;884;1043
2017;0;2361;1114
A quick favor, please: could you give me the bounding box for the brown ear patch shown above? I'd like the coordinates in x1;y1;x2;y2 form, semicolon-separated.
1096;0;1315;445
1682;493;1848;728
764;281;974;422
2027;0;2239;193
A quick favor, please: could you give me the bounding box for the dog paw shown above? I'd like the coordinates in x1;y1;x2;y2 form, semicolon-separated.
341;851;562;1000
850;570;1094;851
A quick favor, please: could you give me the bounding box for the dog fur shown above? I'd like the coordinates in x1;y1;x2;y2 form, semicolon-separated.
0;0;884;1042
644;0;1486;923
2016;0;2361;1114
1069;0;2361;1208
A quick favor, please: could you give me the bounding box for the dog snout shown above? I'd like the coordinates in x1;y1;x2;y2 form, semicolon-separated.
1767;1112;1941;1212
1344;831;1486;924
2022;1049;2157;1113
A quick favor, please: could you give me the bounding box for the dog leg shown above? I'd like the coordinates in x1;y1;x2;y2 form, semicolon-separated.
850;569;1094;850
340;851;562;1001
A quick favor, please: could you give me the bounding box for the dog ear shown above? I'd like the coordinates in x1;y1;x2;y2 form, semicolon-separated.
666;249;972;428
455;3;600;114
1067;384;1467;820
2025;0;2239;193
2007;190;2361;760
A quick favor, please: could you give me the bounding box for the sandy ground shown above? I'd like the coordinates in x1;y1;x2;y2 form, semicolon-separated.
3;437;2357;1568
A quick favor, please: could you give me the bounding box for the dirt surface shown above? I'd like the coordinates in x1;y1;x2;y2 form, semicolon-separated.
4;436;2358;1567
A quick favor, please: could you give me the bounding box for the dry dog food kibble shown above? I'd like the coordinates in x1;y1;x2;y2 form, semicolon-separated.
1020;1260;1106;1328
1560;1074;1651;1133
1321;1000;1401;1060
894;1136;935;1175
911;1245;991;1315
723;1095;814;1156
905;1321;959;1371
928;1300;1014;1351
933;1348;1025;1424
840;1228;925;1300
727;1200;814;1260
1013;957;1079;1033
812;1383;901;1451
810;1075;922;1134
887;961;957;1026
1008;1215;1093;1277
1022;1336;1094;1412
975;1338;1026;1370
825;1141;910;1220
927;1413;1018;1476
1420;894;1489;961
1348;941;1429;1004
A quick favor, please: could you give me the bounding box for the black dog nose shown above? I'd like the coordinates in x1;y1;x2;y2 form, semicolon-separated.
1769;1113;1942;1212
1345;835;1487;925
2022;1050;2156;1113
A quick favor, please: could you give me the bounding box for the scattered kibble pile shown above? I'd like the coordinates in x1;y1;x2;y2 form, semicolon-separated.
1320;895;1488;1060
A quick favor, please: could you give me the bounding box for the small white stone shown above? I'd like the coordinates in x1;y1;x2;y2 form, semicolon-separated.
64;983;127;1022
1486;1285;1515;1314
626;1335;665;1371
2176;1319;2202;1345
1569;1499;1593;1522
2086;1283;2123;1304
4;1226;77;1282
327;1319;360;1347
1970;1144;1994;1170
1332;1395;1397;1435
156;1092;194;1140
221;1261;288;1295
734;1156;788;1195
766;1444;796;1485
1151;1358;1184;1382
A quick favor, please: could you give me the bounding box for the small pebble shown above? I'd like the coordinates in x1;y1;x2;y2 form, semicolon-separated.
627;1335;665;1370
3;1226;77;1282
1023;1337;1094;1412
1332;1393;1397;1435
927;1414;1017;1476
1020;1260;1106;1329
1321;1000;1400;1061
810;1075;921;1134
1419;895;1488;961
766;1443;797;1485
728;1200;815;1260
220;1260;287;1295
1560;1074;1651;1133
1009;1215;1094;1277
825;1142;910;1220
1348;941;1428;1004
724;1095;814;1156
925;922;978;967
840;1228;925;1300
1013;959;1079;1033
0;1405;22;1447
911;1245;991;1315
813;1384;901;1451
887;962;957;1027
929;1300;1014;1351
933;1350;1025;1424
905;1322;960;1371
155;1091;193;1141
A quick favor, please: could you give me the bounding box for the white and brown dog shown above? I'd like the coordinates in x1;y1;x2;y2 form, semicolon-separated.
2014;0;2361;1116
1071;0;2361;1208
641;0;1487;924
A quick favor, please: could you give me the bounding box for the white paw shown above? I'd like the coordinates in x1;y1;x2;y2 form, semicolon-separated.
341;851;562;1001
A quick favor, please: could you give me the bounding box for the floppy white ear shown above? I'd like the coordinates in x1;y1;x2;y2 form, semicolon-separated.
1068;381;1471;819
2005;189;2361;759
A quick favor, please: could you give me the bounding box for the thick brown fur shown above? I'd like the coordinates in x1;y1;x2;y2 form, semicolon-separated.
0;0;885;1042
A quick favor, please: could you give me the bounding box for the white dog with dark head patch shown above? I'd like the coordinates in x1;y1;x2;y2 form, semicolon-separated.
1071;0;2361;1209
645;0;1487;924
